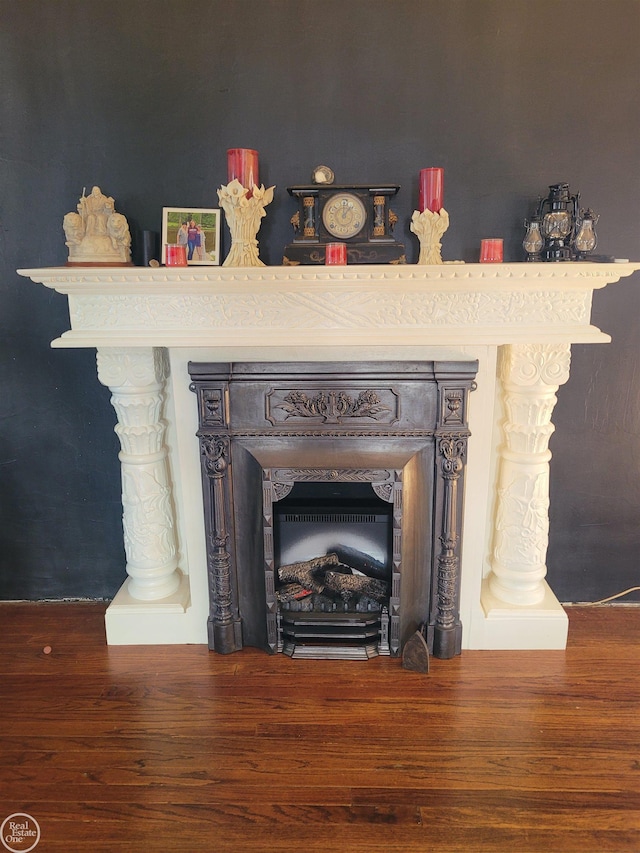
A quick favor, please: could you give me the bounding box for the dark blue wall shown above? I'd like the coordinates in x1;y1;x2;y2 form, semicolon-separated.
2;0;639;601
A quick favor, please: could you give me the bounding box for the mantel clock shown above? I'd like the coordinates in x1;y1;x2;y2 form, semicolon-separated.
283;183;406;265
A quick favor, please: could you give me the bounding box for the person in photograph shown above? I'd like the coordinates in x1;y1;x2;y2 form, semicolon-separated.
197;227;207;260
187;218;200;260
177;220;188;253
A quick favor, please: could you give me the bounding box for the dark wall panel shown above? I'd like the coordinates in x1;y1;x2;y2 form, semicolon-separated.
1;0;639;600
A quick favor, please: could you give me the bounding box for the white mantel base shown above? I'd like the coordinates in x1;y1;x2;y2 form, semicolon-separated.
480;578;569;650
19;263;640;651
105;571;194;645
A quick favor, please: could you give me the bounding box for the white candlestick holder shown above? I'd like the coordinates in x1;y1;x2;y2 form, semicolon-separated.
217;179;275;267
410;207;450;265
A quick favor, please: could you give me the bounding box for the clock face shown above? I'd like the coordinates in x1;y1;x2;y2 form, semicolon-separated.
322;192;367;239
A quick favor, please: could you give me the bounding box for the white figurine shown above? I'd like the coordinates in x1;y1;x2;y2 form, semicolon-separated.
217;179;274;267
410;207;450;265
63;186;132;264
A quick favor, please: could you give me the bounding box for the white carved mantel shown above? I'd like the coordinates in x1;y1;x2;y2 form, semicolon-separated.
19;262;640;649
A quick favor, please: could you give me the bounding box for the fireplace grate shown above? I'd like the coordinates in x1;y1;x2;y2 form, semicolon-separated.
280;611;388;660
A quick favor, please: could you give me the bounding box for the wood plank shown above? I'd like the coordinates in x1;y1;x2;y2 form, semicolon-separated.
0;602;639;851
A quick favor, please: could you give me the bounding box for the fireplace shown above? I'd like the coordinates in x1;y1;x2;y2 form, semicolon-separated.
19;261;640;651
188;360;477;659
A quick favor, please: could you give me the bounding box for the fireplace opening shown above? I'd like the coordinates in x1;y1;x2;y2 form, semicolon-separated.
273;481;393;659
275;481;392;575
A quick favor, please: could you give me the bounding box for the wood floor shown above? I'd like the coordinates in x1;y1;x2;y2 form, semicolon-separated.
1;603;639;852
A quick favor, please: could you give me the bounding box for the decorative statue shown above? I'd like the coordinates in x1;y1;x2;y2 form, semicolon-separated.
410;207;450;265
217;179;274;267
63;186;132;264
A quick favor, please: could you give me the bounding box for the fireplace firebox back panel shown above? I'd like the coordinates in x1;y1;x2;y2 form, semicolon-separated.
188;361;478;659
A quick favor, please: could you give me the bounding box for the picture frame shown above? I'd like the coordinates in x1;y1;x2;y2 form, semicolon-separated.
161;207;221;265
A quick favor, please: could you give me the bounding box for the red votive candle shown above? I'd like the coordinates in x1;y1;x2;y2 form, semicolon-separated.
479;238;504;263
325;242;347;265
165;244;187;266
227;148;259;192
419;167;444;213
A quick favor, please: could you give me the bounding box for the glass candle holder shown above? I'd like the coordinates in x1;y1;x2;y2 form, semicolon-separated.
165;244;188;266
479;238;503;263
325;242;347;265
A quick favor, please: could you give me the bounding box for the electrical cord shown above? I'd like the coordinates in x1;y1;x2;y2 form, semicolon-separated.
582;586;640;606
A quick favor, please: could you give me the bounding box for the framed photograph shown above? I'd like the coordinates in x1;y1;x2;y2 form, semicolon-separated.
161;207;221;265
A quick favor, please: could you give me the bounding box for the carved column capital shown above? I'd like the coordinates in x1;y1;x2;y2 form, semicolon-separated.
500;343;571;389
97;347;169;389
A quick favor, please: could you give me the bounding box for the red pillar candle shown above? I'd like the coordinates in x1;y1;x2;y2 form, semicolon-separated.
419;167;444;213
227;148;259;191
325;242;347;265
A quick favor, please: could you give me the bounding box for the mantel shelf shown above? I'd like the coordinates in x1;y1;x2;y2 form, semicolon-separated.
18;262;640;350
19;261;640;288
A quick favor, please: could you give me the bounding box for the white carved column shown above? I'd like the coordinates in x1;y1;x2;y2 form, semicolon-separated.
488;343;571;606
96;347;181;601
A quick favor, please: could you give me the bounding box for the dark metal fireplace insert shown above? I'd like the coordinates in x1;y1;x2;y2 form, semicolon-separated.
189;361;477;659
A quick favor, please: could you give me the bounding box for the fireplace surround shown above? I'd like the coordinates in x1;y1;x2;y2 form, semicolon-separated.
188;360;477;658
18;261;640;651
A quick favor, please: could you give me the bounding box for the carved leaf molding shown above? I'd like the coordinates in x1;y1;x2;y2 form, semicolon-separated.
275;389;391;423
